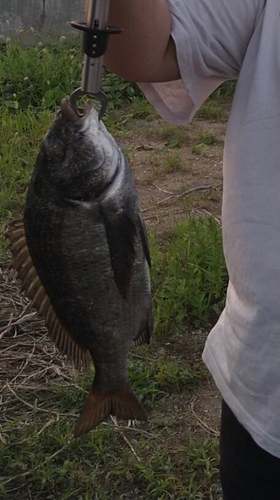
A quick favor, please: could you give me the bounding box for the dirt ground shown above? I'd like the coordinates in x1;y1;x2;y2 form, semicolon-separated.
122;118;224;233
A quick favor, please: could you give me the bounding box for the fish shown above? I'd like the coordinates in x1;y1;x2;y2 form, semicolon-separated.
6;98;153;437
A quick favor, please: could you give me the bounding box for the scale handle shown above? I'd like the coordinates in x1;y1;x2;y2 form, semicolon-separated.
81;0;111;94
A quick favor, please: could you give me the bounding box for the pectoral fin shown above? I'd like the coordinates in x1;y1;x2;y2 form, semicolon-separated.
138;213;151;268
101;205;136;299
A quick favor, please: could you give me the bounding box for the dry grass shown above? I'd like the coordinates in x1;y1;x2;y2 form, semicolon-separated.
0;267;79;440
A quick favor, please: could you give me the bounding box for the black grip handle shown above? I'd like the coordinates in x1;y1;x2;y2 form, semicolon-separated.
71;22;122;58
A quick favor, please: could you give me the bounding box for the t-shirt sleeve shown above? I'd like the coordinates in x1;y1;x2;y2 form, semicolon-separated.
139;0;261;124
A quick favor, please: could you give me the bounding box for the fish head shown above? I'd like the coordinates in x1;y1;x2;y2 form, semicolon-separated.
38;98;119;201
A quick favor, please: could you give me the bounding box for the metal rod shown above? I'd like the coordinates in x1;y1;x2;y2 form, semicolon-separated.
81;0;111;95
69;88;108;121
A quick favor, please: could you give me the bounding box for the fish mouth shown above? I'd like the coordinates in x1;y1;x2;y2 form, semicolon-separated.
59;98;93;124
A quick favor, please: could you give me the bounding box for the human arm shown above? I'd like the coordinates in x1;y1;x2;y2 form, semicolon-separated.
85;0;257;125
85;0;180;82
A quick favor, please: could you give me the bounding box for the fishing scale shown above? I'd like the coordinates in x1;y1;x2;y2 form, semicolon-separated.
70;0;122;118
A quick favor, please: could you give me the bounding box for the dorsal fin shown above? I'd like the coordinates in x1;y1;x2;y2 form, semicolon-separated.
6;220;90;372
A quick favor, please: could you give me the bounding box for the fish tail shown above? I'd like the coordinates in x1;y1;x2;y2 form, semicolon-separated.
74;382;147;438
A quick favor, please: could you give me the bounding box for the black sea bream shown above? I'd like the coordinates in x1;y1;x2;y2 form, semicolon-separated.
7;99;153;437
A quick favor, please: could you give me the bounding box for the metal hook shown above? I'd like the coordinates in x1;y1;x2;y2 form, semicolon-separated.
69;88;108;120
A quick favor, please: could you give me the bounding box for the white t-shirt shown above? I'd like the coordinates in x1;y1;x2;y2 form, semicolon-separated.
139;0;280;458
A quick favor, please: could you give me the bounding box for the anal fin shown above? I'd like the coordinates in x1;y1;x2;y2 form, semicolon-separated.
133;310;153;346
133;330;151;346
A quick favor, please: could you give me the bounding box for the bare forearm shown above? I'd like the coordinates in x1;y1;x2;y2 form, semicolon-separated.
85;0;179;82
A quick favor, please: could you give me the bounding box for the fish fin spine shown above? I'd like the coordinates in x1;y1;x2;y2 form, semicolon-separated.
133;310;153;346
133;330;150;346
74;382;147;438
6;219;91;372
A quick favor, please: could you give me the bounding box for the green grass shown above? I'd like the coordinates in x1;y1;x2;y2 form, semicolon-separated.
106;98;156;138
199;132;218;146
196;101;226;121
0;40;142;111
191;132;220;156
0;106;53;257
151;218;228;336
192;143;210;155
122;98;156;123
164;153;191;174
1;419;219;500
129;350;205;404
153;124;188;148
0;40;82;109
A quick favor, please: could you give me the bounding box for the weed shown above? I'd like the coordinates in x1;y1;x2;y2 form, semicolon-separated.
0;106;53;258
164;153;191;174
129;351;204;405
1;412;220;500
195;80;236;120
208;188;222;202
192;144;210;155
199;132;218;146
102;72;143;108
196;101;225;120
1;342;215;500
0;41;142;110
143;153;164;185
129;98;155;121
213;80;236;99
165;153;183;173
151;217;228;336
149;153;163;167
122;148;132;162
154;125;187;148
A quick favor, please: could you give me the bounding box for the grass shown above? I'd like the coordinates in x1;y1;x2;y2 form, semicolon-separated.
151;218;228;336
0;40;82;109
0;284;216;500
0;39;232;500
124;98;156;122
0;332;216;500
196;101;227;121
0;107;53;257
1;420;219;500
0;40;142;111
153;124;188;148
199;133;218;146
164;154;191;174
191;132;220;156
192;144;210;156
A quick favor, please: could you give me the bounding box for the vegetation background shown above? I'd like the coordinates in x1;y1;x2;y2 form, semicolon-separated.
0;38;235;500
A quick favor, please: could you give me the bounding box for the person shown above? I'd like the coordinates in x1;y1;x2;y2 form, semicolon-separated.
86;1;280;499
